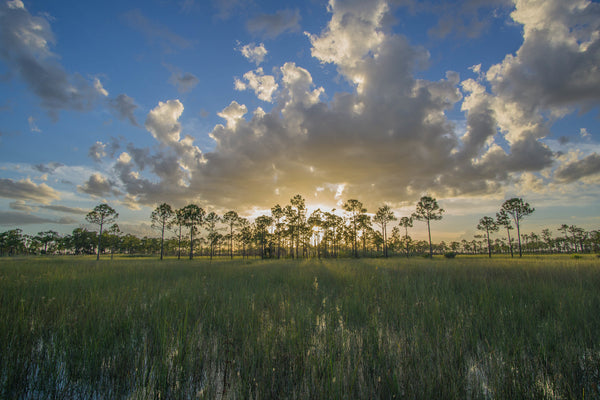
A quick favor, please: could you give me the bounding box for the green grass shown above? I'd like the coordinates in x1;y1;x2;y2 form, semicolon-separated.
1;256;599;399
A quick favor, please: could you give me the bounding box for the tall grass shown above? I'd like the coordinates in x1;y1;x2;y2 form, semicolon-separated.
1;256;599;398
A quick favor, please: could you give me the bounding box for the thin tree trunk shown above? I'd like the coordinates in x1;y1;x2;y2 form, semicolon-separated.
427;219;432;258
97;220;103;261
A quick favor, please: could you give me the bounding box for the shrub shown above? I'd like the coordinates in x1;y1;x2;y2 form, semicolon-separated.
444;252;457;258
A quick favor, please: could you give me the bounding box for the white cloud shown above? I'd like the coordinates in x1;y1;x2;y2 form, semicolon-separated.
145;100;184;145
76;0;599;215
217;101;247;128
234;68;278;102
236;42;268;65
94;77;109;97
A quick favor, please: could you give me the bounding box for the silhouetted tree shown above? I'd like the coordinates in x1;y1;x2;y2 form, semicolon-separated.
496;210;514;257
374;205;396;257
271;205;284;259
174;208;186;259
398;216;413;258
412;196;444;258
86;203;118;261
106;223;121;260
290;195;306;259
222;210;240;259
500;198;534;257
204;211;220;261
180;204;205;260
151;203;175;260
477;216;499;258
343;199;367;258
255;215;273;259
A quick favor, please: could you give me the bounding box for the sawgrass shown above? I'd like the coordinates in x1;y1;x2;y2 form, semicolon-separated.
1;255;599;399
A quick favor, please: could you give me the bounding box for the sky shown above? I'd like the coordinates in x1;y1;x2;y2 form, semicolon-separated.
0;0;599;242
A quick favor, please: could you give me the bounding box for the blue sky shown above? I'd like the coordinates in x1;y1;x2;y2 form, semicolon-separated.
0;0;599;241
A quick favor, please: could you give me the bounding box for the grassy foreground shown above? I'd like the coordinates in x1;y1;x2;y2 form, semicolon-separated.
1;256;599;399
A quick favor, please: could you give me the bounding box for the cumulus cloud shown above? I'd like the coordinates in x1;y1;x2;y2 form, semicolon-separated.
216;101;247;128
90;0;599;213
247;9;301;38
145;100;185;145
77;173;117;197
236;42;268;65
108;94;139;126
234;68;278;102
0;178;60;204
88;141;107;162
0;1;104;117
486;0;600;113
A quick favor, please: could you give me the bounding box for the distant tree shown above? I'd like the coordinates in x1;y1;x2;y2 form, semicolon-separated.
374;205;396;258
307;209;323;258
86;203;119;261
237;218;252;259
499;198;534;257
255;215;273;259
290;195;306;259
222;210;240;259
204;211;221;261
343;199;367;258
589;230;600;253
180;204;205;260
322;211;343;258
558;224;571;253
412;196;445;258
450;241;460;253
70;228;97;255
151;203;175;261
398;216;413;258
496;210;514;257
271;205;284;259
568;225;586;253
106;223;121;260
477;216;499;258
36;230;60;254
541;228;553;254
174;208;186;259
1;229;24;256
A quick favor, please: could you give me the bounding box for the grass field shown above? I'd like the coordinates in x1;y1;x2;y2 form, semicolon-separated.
1;255;599;399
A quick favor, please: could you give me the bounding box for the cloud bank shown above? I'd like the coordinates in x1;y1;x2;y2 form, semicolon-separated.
65;0;600;213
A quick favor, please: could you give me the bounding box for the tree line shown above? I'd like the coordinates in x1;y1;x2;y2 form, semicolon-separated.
1;196;599;258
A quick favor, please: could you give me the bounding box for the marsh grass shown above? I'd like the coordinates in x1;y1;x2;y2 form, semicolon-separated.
1;255;599;398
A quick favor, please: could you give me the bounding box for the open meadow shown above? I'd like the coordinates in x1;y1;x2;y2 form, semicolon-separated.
1;255;599;399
